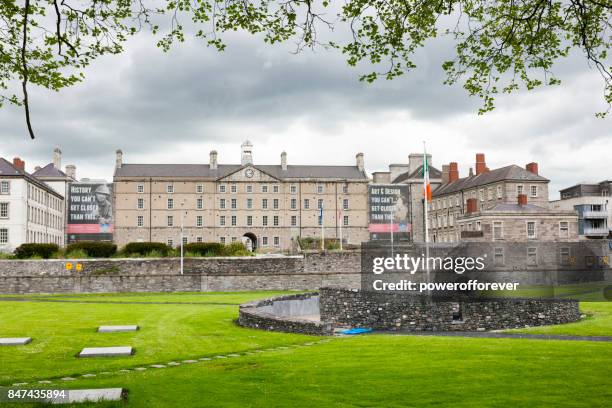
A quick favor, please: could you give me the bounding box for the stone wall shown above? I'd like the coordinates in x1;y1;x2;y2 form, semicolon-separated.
319;288;581;332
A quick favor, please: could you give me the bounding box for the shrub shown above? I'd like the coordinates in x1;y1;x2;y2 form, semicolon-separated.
122;242;171;257
14;243;59;259
224;242;248;256
182;242;225;257
65;249;89;259
66;241;117;258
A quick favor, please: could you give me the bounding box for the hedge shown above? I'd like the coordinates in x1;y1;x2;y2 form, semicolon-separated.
66;242;117;258
122;242;172;256
14;243;59;259
182;242;225;256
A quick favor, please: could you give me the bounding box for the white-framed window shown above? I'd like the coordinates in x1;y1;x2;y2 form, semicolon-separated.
0;181;9;194
247;198;253;209
220;198;226;209
263;215;268;226
343;215;349;226
488;188;493;200
530;185;538;198
0;203;8;218
167;198;174;209
343;199;349;210
220;236;226;244
273;215;279;226
167;216;174;227
262;236;268;246
273;185;279;193
196;215;203;227
167;238;174;247
455;195;460;206
291;215;297;226
317;185;324;194
231;198;237;209
219;185;226;193
262;198;268;209
261;185;268;193
246;185;253;193
196;236;203;243
197;198;203;210
247;216;253;226
527;247;537;266
527;221;537;239
304;199;310;209
476;221;481;231
517;185;524;196
182;236;188;245
137;215;144;227
137;198;144;209
137;184;144;193
317;199;323;209
497;185;502;199
231;215;237;226
479;189;484;202
493;221;503;239
0;228;8;244
494;247;504;266
290;198;297;209
220;216;226;226
318;214;323;226
196;184;204;193
560;247;570;265
342;185;349;194
290;185;297;194
274;236;280;246
559;221;569;237
231;184;237;193
231;237;237;242
167;184;174;193
273;199;279;210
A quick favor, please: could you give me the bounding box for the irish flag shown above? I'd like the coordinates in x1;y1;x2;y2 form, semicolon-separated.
423;148;432;201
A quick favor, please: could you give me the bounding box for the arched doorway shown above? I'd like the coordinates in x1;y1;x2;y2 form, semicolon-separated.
242;233;257;251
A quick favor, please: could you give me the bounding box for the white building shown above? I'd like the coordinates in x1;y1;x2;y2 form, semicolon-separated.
0;157;65;253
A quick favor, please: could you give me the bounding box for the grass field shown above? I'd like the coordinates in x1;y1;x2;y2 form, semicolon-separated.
0;292;610;407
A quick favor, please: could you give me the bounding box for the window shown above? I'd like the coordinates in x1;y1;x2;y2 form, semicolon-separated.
560;247;570;265
494;247;504;266
261;185;268;193
493;221;503;239
263;215;268;226
182;236;188;245
274;236;280;246
246;185;253;193
290;185;297;194
273;216;279;226
0;181;9;194
262;198;268;209
527;247;537;266
262;236;268;246
289;215;296;227
231;198;237;209
318;214;323;226
231;215;237;226
291;198;297;209
559;221;569;237
273;199;279;210
196;184;203;193
304;199;310;209
342;185;348;194
476;221;481;231
231;237;237;242
137;198;144;209
220;236;226;244
196;215;203;227
247;198;253;209
497;185;502;199
317;199;323;209
231;184;237;193
167;184;174;193
527;221;536;239
456;195;460;206
479;189;484;202
219;185;226;193
0;203;8;218
220;216;226;226
247;216;253;226
167;198;174;209
167;216;174;227
273;185;279;193
343;199;349;210
220;198;226;209
343;215;349;226
137;215;144;227
137;184;144;193
197;198;203;210
196;236;203;243
488;189;493;200
317;185;324;194
517;185;524;196
530;185;538;197
167;238;174;247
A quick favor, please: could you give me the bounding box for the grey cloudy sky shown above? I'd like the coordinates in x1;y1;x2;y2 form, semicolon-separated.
0;26;610;199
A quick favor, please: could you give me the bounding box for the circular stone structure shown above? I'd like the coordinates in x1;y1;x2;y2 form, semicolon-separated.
238;288;581;334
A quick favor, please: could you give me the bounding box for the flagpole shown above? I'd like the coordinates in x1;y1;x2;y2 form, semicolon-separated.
320;206;324;252
423;141;430;288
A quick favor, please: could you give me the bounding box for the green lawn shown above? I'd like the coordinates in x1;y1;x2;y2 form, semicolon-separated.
0;292;610;407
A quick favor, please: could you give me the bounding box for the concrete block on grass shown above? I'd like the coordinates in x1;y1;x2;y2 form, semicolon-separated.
78;347;133;358
49;388;124;404
97;325;139;333
0;337;32;346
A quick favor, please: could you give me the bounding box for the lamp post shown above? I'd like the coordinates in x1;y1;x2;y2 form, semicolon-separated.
180;202;185;275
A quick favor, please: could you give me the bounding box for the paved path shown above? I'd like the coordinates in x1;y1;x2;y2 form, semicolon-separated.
384;331;612;342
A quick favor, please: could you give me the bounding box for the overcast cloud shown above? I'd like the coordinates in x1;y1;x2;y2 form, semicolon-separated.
0;27;609;199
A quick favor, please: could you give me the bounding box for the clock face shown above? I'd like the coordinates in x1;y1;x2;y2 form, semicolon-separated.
245;168;254;178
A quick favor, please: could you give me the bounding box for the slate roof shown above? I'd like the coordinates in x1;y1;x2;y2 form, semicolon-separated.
392;164;442;184
0;158;63;198
484;203;549;213
114;163;368;180
432;165;549;197
31;163;68;179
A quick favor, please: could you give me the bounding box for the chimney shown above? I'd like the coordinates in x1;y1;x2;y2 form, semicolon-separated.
115;149;123;169
475;153;487;175
281;151;287;171
449;162;459;183
53;147;62;169
34;166;41;172
12;157;25;171
466;198;478;214
526;162;538;175
441;164;450;184
356;152;364;173
408;153;432;175
469;167;474;177
65;165;76;180
241;140;253;166
518;194;528;206
210;150;218;170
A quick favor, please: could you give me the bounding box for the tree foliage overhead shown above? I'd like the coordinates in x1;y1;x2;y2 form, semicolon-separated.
1;0;610;138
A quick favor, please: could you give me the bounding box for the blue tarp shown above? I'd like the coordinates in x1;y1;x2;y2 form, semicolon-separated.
340;328;373;335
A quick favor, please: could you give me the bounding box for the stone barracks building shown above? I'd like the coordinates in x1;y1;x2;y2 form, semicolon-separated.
112;141;369;251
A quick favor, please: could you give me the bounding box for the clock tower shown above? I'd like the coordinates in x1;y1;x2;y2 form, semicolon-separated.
241;140;253;166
